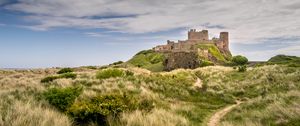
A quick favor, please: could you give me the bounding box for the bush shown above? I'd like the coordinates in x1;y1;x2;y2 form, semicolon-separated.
57;68;74;74
60;73;77;79
85;66;97;69
232;55;248;65
41;73;77;83
110;61;124;66
238;65;247;72
41;76;60;83
67;95;127;125
96;68;125;79
43;87;83;111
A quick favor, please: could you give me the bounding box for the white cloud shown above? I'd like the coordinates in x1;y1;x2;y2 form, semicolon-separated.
4;0;300;44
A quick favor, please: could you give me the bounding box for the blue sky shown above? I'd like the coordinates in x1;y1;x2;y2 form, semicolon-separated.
0;0;300;68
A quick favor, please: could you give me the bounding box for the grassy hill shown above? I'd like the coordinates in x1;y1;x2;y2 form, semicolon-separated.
127;50;165;72
267;55;300;67
0;64;299;126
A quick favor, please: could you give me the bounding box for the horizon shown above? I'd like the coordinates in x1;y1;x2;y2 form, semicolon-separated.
1;0;300;68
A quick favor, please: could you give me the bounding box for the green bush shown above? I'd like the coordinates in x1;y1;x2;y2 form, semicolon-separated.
96;68;125;79
41;76;60;83
59;73;77;79
232;55;248;65
43;87;82;111
67;95;127;125
238;65;247;72
57;68;74;74
41;73;77;83
110;61;124;66
85;66;97;69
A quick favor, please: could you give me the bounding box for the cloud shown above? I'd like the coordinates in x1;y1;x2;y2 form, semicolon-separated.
0;0;9;6
3;0;300;44
84;32;107;37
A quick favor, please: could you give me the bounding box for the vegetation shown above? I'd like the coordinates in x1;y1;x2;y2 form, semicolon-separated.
232;55;248;65
127;50;165;72
232;55;248;72
267;55;300;67
96;68;133;79
110;61;124;66
67;95;128;125
0;58;299;126
57;68;74;74
41;73;77;83
43;87;83;111
199;60;214;67
197;44;230;63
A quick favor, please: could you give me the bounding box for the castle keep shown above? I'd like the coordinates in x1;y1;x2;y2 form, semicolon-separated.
153;29;229;54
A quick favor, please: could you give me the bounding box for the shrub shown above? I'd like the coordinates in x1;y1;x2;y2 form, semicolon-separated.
110;61;124;66
41;73;77;83
43;87;82;111
238;65;247;72
232;55;248;65
59;73;77;79
96;68;125;79
85;66;97;69
67;95;127;125
41;76;60;83
57;68;74;74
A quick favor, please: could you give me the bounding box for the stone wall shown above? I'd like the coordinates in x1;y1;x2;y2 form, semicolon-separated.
188;29;209;40
163;52;200;71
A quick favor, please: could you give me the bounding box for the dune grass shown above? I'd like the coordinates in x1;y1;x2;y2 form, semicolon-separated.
0;64;299;126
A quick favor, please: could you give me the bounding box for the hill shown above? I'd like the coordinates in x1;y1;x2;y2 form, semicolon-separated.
127;43;231;72
267;55;300;66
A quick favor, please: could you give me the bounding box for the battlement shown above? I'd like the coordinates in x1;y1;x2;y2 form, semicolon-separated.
188;29;209;40
153;29;230;54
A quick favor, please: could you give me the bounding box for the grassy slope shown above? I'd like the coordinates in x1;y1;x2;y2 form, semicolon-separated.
267;55;300;67
127;50;165;72
197;44;231;63
0;65;299;126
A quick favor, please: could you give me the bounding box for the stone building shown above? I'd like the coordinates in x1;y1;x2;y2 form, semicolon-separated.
153;29;229;54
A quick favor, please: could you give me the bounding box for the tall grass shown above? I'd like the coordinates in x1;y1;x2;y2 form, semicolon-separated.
0;65;299;126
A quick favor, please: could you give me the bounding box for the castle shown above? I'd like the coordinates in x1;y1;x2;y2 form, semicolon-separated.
153;29;230;54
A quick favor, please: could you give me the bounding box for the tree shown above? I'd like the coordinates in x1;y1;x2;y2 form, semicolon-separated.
232;55;248;65
232;55;248;72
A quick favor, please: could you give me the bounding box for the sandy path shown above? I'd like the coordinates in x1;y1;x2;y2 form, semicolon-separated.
207;101;242;126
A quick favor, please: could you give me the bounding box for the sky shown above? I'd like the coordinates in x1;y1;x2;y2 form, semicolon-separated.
0;0;300;68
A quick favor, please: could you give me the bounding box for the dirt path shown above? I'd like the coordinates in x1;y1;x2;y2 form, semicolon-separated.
207;101;242;126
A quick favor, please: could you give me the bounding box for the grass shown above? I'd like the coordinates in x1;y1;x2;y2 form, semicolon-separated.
0;64;299;126
127;50;165;72
197;44;229;63
267;55;300;67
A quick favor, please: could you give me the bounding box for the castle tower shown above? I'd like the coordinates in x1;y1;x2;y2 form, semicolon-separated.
220;32;229;51
188;29;209;41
